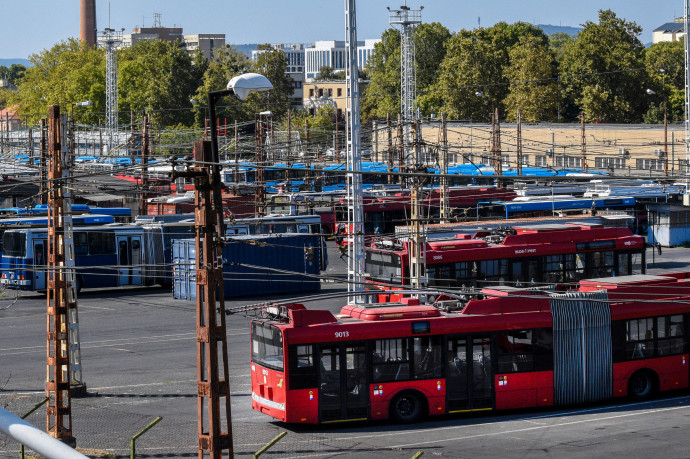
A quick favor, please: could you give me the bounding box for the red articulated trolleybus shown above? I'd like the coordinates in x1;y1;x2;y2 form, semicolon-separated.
365;223;646;301
251;272;690;424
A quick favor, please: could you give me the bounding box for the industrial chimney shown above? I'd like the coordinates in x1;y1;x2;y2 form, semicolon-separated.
80;0;97;47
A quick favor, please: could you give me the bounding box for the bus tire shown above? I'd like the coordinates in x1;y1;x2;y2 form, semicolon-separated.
390;391;425;424
628;370;656;400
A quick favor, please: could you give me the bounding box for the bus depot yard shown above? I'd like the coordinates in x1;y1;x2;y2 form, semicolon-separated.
3;243;690;458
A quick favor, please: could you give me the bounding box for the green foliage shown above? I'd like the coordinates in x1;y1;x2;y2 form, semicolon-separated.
361;29;401;122
193;46;251;126
283;107;335;146
248;45;293;120
0;89;12;110
315;66;339;81
11;38;104;124
560;9;646;122
0;64;26;85
504;35;559;122
118;40;197;127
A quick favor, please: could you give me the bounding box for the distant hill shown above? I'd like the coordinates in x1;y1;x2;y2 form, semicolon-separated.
537;24;581;37
0;59;31;68
231;44;259;58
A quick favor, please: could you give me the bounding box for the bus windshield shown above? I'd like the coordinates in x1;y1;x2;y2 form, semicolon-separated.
252;322;284;371
366;250;403;283
2;232;26;257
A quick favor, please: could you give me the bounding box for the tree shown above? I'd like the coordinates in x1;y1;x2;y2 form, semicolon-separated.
118;39;198;127
560;10;646;122
435;29;504;121
434;22;547;121
413;22;451;117
11;38;104;124
194;46;251;126
644;40;684;123
315;66;338;80
248;44;293;120
504;35;559;122
361;29;401;121
0;64;26;85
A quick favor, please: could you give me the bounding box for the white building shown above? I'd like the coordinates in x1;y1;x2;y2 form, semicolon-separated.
304;39;379;79
652;19;685;44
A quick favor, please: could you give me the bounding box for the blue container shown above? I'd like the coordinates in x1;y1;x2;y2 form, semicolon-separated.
173;234;322;300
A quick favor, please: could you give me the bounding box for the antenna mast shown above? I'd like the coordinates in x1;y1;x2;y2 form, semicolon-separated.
100;27;122;154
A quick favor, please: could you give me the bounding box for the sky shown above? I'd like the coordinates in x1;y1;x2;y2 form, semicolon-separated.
0;0;684;60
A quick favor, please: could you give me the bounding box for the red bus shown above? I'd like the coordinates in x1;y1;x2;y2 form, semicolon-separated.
250;273;690;424
365;223;646;300
334;186;518;244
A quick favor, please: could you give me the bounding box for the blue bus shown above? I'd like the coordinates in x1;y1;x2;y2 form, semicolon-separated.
1;225;161;291
0;214;328;292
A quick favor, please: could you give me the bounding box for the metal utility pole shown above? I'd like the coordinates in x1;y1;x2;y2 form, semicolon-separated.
39;119;47;205
234;120;239;183
409;120;427;291
389;1;422;165
346;0;366;304
397;113;404;184
138;114;149;217
516;109;523;176
45;106;77;447
172;140;233;458
490;108;502;183
581;113;588;171
387;114;394;184
101;27;122;154
439;114;450;222
255;116;267;217
683;0;690;194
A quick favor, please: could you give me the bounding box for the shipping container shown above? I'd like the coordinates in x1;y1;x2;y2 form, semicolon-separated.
172;233;322;299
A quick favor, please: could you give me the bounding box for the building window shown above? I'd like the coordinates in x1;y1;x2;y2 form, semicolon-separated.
596;157;626;169
309;88;314;97
636;158;664;170
535;155;547;167
328;88;333;97
337;88;342;97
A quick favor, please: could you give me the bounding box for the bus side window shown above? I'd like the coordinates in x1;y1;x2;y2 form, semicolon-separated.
288;345;316;390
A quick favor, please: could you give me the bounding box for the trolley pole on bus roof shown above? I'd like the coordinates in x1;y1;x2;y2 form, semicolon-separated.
45;105;77;448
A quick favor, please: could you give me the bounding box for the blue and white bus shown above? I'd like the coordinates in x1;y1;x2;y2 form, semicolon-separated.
1;214;328;292
1;225;161;291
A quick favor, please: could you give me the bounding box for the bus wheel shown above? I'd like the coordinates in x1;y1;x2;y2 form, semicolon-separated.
390;391;424;424
628;371;655;400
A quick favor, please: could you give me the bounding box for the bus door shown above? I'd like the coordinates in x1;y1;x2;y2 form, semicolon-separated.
32;240;46;290
117;235;142;285
446;335;494;412
318;343;368;422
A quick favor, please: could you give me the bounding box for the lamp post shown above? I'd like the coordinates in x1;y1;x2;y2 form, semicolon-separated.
200;73;272;458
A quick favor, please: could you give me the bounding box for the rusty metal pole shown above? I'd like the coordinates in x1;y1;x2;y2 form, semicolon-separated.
45;105;76;448
138;114;149;217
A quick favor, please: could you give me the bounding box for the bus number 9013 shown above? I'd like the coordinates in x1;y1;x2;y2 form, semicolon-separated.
335;331;350;339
